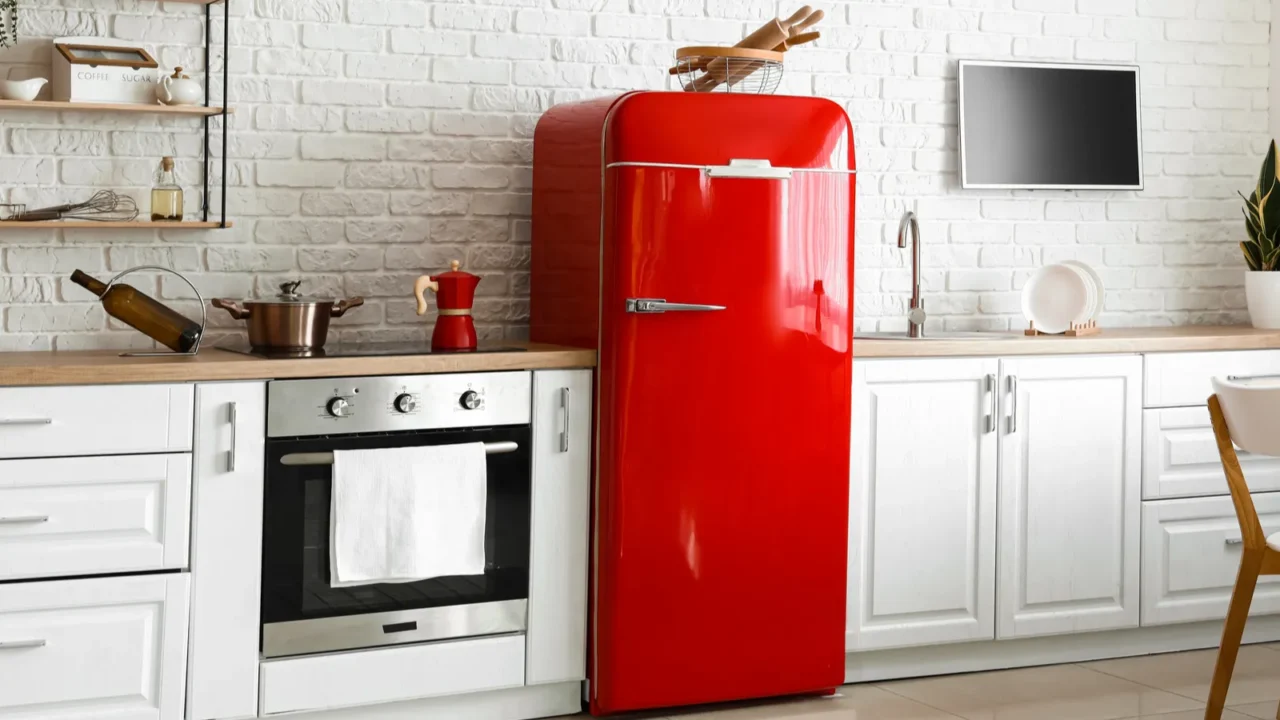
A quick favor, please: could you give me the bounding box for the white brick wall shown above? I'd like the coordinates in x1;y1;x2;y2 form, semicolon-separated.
0;0;1270;350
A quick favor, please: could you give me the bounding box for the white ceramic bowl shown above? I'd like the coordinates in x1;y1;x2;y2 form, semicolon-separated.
1061;260;1104;322
1022;263;1090;334
0;78;48;102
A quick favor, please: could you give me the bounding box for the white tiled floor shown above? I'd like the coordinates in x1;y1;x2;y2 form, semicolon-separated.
565;644;1280;719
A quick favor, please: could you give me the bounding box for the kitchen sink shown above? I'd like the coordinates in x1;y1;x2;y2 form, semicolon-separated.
853;331;1014;341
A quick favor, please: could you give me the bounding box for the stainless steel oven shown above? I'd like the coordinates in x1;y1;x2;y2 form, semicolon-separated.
260;372;532;659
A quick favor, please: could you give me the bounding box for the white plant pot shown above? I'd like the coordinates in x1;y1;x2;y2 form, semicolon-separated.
1246;271;1280;328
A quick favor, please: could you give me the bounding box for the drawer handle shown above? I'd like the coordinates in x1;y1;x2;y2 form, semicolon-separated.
559;387;571;453
0;418;52;426
0;639;45;650
1226;536;1244;546
0;515;48;525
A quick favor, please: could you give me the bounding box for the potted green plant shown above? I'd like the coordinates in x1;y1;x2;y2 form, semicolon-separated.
0;0;15;49
1241;140;1280;328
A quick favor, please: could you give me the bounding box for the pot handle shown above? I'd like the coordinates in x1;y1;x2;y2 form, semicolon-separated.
414;275;438;316
211;298;252;320
331;297;365;318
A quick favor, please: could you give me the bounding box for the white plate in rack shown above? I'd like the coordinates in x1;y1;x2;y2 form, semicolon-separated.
1022;263;1090;335
1061;260;1104;322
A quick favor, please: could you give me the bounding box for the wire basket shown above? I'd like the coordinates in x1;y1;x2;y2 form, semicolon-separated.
674;46;783;94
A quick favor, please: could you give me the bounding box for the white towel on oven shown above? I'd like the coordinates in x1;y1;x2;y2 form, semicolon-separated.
330;443;487;588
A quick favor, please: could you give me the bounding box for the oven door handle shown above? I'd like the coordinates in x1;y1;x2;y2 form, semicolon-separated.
279;441;519;467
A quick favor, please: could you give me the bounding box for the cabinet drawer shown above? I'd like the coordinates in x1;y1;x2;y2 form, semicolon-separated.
1141;493;1280;626
1143;407;1280;499
260;634;524;715
0;573;189;719
0;384;193;459
1145;350;1280;408
0;454;191;581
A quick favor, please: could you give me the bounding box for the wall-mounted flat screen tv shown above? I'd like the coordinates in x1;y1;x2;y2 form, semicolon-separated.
959;60;1143;190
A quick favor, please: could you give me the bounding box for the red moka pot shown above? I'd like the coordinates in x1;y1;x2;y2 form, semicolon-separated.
414;260;480;351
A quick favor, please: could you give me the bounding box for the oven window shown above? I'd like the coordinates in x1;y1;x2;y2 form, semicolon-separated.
262;426;532;626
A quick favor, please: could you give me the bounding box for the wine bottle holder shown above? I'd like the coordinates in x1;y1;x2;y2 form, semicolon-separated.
103;265;207;358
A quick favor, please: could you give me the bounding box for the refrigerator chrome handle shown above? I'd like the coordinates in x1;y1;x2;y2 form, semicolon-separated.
626;298;726;314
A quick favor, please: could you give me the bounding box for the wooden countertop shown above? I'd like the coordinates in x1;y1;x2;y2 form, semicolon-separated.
854;326;1280;358
0;343;596;387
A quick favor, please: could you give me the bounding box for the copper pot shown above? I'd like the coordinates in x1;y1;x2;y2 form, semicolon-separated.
212;281;363;352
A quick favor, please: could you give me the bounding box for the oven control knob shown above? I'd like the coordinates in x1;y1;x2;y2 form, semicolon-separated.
394;394;417;414
459;390;482;410
326;397;351;418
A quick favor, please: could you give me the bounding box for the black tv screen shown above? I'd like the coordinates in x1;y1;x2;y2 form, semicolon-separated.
959;61;1143;190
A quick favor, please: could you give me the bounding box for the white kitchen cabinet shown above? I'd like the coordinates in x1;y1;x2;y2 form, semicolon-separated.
1145;350;1280;408
526;369;593;685
0;573;190;720
849;358;998;651
1143;406;1280;499
186;382;266;720
0;454;191;581
1142;492;1280;626
0;383;193;459
997;355;1142;639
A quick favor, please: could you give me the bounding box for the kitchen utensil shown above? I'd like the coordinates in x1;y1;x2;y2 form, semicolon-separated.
790;8;824;35
1062;260;1104;322
414;260;480;351
212;281;364;353
1021;263;1090;335
678;47;784;94
72;266;206;356
0;203;24;220
0;78;47;101
774;31;820;51
781;6;813;29
6;190;139;222
686;18;788;92
157;67;201;106
52;37;159;104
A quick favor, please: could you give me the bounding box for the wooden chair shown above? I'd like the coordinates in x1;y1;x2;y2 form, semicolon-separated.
1206;381;1280;720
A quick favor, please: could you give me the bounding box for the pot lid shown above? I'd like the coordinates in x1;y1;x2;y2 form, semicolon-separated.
245;281;337;305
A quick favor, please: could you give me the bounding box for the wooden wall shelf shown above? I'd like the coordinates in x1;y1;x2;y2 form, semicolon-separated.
0;221;233;229
165;0;225;4
0;99;228;116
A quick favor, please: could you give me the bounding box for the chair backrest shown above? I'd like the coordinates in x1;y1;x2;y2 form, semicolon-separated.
1209;393;1265;550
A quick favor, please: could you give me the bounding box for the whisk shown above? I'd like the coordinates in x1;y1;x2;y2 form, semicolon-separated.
7;191;140;222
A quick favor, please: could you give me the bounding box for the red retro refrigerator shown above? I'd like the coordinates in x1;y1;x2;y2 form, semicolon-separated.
531;92;855;715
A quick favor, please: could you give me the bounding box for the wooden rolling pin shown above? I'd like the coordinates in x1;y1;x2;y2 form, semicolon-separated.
690;18;789;91
670;6;808;77
773;30;820;52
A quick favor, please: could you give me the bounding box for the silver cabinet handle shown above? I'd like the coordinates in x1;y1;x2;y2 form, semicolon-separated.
984;374;996;434
227;401;238;473
0;418;52;426
1226;536;1244;546
0;515;48;525
559;387;571;453
1007;375;1018;434
626;298;726;314
0;640;45;650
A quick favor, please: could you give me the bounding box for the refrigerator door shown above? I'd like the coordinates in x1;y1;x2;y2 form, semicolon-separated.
592;162;853;714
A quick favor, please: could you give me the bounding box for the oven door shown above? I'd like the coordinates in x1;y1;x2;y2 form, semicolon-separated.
261;425;532;658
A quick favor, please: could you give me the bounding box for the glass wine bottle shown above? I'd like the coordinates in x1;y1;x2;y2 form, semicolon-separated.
71;270;202;353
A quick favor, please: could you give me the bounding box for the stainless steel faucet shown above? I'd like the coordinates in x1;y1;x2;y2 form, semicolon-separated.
898;211;925;338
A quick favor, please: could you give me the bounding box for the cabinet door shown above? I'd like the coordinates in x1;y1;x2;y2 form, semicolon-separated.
997;355;1142;639
1143;406;1280;499
849;358;998;651
526;369;593;685
187;382;266;720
